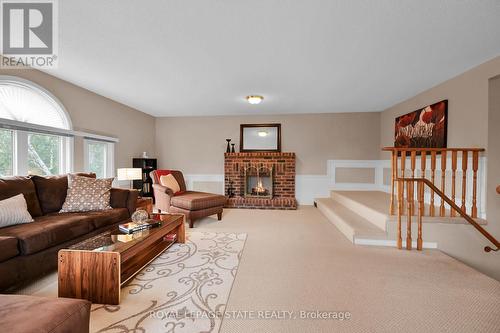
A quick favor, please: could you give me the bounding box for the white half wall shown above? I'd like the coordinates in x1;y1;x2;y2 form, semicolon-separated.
183;160;389;206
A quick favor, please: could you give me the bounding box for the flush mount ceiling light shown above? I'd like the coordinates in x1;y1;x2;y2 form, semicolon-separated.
246;95;264;105
258;131;268;137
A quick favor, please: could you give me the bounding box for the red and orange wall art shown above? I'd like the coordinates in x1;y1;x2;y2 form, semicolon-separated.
394;100;448;148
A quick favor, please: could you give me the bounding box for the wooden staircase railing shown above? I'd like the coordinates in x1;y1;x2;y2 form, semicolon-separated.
397;178;499;252
383;147;485;218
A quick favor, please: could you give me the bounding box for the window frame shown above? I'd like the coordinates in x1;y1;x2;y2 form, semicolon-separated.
0;76;74;176
5;130;74;176
83;138;115;178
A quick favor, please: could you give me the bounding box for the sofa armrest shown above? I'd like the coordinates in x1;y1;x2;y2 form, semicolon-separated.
110;188;139;216
152;183;174;196
152;184;173;212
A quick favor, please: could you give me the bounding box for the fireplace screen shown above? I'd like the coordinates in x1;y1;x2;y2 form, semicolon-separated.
244;166;273;198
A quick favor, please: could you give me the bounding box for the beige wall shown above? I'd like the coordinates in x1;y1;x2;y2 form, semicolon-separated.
379;56;500;280
380;55;500;159
487;75;500;238
155;113;381;175
0;68;155;172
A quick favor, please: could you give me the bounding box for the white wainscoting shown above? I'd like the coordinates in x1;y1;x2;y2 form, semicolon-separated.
183;174;329;205
183;160;388;206
296;175;330;205
183;156;486;215
184;174;225;194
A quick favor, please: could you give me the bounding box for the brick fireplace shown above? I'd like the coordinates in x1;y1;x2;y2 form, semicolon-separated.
224;152;297;209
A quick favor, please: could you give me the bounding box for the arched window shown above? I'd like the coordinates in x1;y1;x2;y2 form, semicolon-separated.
0;76;73;176
0;77;72;130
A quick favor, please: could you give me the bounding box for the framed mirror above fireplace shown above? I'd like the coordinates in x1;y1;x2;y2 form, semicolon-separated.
240;123;281;152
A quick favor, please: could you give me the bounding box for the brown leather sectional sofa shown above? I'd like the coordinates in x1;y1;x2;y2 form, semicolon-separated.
0;173;138;291
0;294;91;333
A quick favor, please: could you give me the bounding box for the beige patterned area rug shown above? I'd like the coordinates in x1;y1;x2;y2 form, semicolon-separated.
31;231;247;333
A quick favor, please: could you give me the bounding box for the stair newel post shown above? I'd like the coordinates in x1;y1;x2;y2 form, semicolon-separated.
451;151;458;217
390;150;397;215
406;180;413;250
417;181;424;251
472;151;479;218
397;179;404;249
461;150;468;214
410;151;416;215
430;151;437;216
440;150;447;217
420;151;427;215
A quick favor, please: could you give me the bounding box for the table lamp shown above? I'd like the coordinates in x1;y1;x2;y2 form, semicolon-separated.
117;168;142;189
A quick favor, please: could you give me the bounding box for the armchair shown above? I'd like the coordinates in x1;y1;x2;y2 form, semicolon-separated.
151;170;227;228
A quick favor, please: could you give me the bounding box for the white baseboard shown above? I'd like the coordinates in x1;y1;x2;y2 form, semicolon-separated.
354;238;438;249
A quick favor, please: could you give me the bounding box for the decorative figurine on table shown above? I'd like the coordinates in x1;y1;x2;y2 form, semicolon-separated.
131;209;149;223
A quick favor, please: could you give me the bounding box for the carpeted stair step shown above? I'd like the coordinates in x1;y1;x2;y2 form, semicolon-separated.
330;191;389;230
315;198;388;244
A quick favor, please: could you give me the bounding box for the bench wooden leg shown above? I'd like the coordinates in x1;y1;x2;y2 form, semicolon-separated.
189;219;195;228
217;212;222;221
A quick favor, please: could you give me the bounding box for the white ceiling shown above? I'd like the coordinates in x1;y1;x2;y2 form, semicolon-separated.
46;0;500;117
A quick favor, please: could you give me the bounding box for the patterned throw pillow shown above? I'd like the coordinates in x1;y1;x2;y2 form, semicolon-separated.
60;174;113;212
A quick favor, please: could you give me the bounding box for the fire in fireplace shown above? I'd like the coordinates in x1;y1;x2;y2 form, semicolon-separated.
244;166;273;198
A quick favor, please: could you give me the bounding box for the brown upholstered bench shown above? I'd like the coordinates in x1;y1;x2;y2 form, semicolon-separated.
0;294;91;333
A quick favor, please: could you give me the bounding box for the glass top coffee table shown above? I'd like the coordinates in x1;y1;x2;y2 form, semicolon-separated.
58;213;185;305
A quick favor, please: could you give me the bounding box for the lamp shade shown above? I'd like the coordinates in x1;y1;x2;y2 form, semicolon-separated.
117;168;142;181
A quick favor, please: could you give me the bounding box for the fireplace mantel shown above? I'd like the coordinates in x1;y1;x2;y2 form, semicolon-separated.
224;152;297;209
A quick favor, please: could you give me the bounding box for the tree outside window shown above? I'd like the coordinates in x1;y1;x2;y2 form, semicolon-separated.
0;129;13;176
27;133;61;176
88;141;106;178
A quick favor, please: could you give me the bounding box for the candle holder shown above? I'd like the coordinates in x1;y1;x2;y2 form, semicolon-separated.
225;139;231;153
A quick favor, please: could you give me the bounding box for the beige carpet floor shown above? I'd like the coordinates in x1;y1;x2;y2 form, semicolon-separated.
24;231;247;333
194;206;500;333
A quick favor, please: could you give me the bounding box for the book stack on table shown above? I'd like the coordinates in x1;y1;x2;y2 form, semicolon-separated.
119;219;161;234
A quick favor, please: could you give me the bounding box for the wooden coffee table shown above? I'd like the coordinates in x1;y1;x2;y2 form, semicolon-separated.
58;213;185;305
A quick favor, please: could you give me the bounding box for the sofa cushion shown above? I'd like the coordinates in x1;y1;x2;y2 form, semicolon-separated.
171;191;227;211
0;294;91;333
51;208;129;229
0;176;42;217
0;236;19;262
32;173;96;215
0;214;94;255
